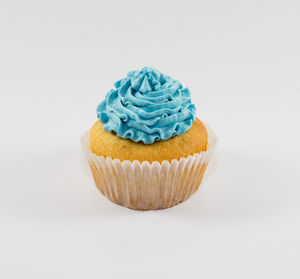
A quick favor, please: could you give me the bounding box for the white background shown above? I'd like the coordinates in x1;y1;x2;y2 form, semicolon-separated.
1;0;300;278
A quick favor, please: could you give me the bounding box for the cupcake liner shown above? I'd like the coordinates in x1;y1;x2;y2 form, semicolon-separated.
81;124;217;210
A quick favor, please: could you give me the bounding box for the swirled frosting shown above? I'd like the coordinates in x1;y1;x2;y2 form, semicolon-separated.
97;67;196;144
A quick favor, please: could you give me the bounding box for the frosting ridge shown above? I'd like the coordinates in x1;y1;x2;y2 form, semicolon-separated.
97;67;196;144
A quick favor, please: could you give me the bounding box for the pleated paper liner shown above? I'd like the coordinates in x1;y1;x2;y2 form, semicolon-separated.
81;124;217;210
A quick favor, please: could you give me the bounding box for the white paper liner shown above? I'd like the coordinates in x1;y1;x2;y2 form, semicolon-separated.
81;124;217;210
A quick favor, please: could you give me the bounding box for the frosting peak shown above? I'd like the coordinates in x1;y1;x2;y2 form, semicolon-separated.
97;67;196;144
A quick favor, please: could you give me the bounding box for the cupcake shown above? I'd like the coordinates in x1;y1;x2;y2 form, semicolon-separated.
82;67;216;210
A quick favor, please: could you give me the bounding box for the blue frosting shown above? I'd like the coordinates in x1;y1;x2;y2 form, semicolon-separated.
97;67;196;144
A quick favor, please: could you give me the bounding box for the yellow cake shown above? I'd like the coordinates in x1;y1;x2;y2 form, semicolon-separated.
90;117;208;163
